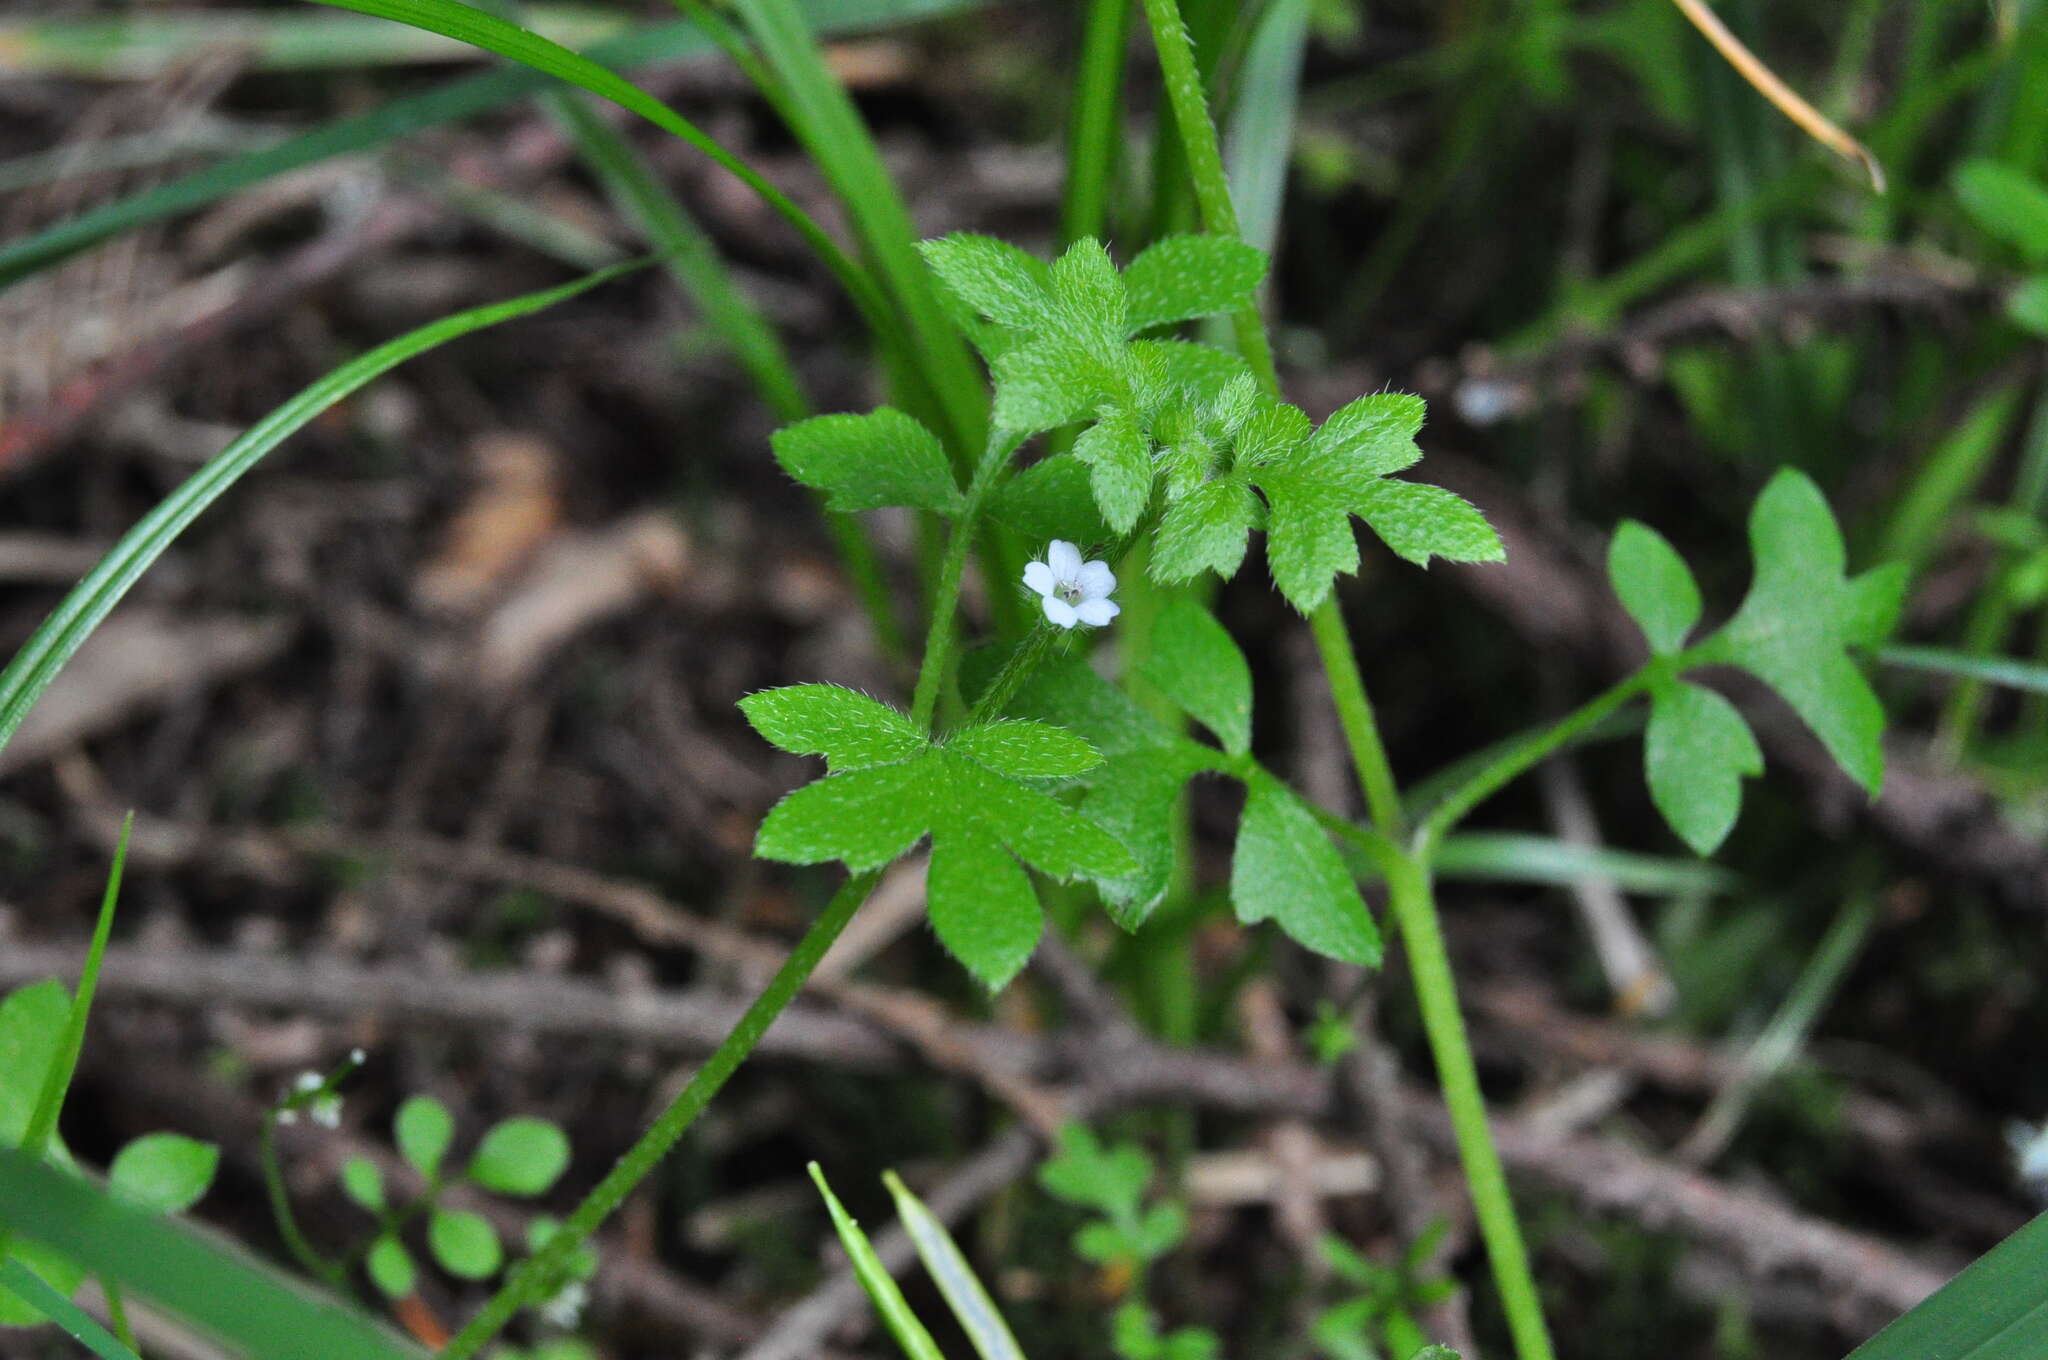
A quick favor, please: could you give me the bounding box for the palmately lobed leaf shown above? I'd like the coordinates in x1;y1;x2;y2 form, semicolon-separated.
769;407;963;514
1230;776;1381;966
1120;234;1269;333
740;684;927;771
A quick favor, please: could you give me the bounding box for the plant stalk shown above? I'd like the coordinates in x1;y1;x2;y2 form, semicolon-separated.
442;869;878;1358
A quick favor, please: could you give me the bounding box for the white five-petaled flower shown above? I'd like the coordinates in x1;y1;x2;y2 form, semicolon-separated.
1024;540;1119;629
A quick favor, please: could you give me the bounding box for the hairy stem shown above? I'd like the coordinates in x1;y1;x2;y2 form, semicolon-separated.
911;430;1022;731
442;870;878;1358
1138;3;1556;1353
1383;855;1555;1360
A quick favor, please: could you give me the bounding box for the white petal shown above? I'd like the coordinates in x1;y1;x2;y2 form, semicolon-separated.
1074;596;1120;627
1076;559;1116;599
1042;595;1080;628
1022;560;1056;597
1047;539;1083;580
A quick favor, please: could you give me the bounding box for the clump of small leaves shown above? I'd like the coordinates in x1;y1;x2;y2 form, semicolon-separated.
1314;1224;1459;1360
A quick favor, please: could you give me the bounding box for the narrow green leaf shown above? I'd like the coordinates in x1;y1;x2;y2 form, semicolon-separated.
947;720;1103;779
881;1170;1026;1360
394;1096;454;1180
1432;833;1738;896
467;1119;569;1197
740;685;927;771
0;1236;86;1329
0;1148;428;1359
1880;644;2048;695
1231;777;1381;965
807;1163;948;1360
1954;159;2048;264
1608;521;1701;655
428;1208;502;1280
0;982;71;1151
108;1134;218;1215
302;0;889;327
20;814;131;1161
0;1256;140;1360
1880;387;2022;572
771;409;963;514
927;825;1043;990
1137;596;1253;754
1845;1211;2048;1360
0;266;634;762
1644;680;1763;856
0;1;992;293
1121;234;1269;333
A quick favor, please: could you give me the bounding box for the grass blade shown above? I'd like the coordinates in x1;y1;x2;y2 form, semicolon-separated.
0;1258;141;1360
0;1150;426;1360
883;1169;1028;1360
1433;833;1738;897
1881;645;2048;696
19;814;134;1159
1845;1211;2048;1360
0;264;636;760
807;1164;947;1360
0;0;992;292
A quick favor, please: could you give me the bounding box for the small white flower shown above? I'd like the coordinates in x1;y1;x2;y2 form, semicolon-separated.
539;1279;589;1329
1023;540;1119;629
283;1070;343;1129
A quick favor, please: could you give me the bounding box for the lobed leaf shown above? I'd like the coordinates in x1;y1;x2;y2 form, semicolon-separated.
1353;481;1505;569
753;760;935;870
1150;478;1259;582
917;232;1050;329
926;824;1043;990
1644;680;1763;856
740;685;927;771
770;408;962;514
1073;407;1154;534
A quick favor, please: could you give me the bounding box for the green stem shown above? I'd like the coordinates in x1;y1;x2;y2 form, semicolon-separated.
911;431;1021;730
1061;0;1134;244
103;1281;137;1353
1383;855;1555;1360
965;623;1063;726
442;869;877;1359
1308;597;1404;836
259;1113;344;1289
1137;4;1554;1353
1416;673;1650;859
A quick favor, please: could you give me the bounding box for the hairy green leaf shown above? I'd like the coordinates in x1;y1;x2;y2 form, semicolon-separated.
1151;478;1260;582
918;232;1051;329
741;685;927;771
1121;234;1268;333
1231;777;1381;965
770;408;962;514
1073;407;1154;534
754;761;935;870
947;720;1103;779
1138;596;1252;754
927;824;1043;989
986;455;1114;547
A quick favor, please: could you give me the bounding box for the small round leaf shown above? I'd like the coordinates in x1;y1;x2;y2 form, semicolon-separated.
340;1156;385;1212
108;1133;218;1214
429;1207;503;1279
395;1095;454;1179
468;1118;570;1196
366;1234;416;1299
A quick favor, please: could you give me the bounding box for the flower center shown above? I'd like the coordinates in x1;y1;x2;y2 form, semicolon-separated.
1055;580;1086;604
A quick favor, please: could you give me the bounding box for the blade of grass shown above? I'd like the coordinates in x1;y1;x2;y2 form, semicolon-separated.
1221;0;1311;257
0;0;993;293
882;1169;1028;1360
1433;832;1738;897
1844;1210;2048;1359
0;1258;141;1360
725;0;988;461
544;88;909;656
19;814;133;1159
0;263;638;759
0;1150;428;1360
1061;0;1133;245
1881;645;2048;696
809;1165;947;1360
